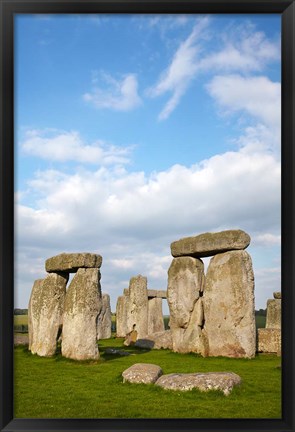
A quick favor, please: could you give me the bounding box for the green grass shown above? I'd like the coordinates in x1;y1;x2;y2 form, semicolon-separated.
14;338;281;419
14;315;28;326
255;315;266;329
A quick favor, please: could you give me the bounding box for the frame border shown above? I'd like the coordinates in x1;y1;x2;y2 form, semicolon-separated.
1;1;294;431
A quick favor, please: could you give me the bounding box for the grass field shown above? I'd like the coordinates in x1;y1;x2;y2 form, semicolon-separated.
14;337;281;419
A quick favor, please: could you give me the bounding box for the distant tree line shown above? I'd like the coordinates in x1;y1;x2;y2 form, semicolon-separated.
255;309;266;317
14;308;28;315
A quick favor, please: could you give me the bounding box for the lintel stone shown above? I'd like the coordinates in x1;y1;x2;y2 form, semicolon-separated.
147;289;167;299
171;229;250;258
46;252;102;273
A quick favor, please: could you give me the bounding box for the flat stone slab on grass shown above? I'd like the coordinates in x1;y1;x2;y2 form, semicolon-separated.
171;229;250;258
155;372;242;396
122;363;163;384
46;253;102;273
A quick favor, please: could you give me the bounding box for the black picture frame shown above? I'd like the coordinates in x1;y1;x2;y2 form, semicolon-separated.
0;0;294;431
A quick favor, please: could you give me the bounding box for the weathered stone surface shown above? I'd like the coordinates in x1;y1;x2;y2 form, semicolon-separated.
126;275;148;339
62;268;102;360
155;372;242;396
116;295;129;337
273;291;281;299
122;363;163;384
123;288;129;296
28;273;68;357
257;328;281;353
171;229;250;258
266;299;281;329
147;289;167;299
203;250;256;358
135;330;173;350
45;252;102;273
171;298;208;355
168;257;204;329
97;293;112;339
167;257;206;354
148;298;165;335
124;328;138;346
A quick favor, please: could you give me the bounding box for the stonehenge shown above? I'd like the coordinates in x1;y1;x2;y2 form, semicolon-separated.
28;252;112;360
167;229;256;358
27;229;267;361
258;291;281;354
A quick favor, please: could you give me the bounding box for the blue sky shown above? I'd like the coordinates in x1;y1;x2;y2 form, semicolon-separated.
15;14;281;313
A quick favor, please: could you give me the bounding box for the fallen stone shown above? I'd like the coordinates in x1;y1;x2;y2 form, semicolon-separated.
62;268;102;361
257;328;281;353
28;273;68;357
148;297;165;334
45;252;102;273
266;299;281;329
155;372;242;396
122;363;163;384
171;229;250;258
203;250;256;358
273;292;281;299
97;293;112;339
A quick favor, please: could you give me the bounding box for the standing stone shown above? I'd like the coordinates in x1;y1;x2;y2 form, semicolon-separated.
28;279;44;352
62;268;102;360
148;298;165;335
167;257;206;353
126;275;148;339
28;273;68;357
257;328;281;353
258;291;281;354
203;250;255;358
171;229;250;258
97;293;112;339
116;295;129;337
266;298;281;329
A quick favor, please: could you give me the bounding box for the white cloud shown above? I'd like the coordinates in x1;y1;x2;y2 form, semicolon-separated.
253;233;281;247
199;26;280;72
16;142;280;310
83;73;142;111
147;18;280;121
147;17;210;120
206;75;281;129
21;129;133;165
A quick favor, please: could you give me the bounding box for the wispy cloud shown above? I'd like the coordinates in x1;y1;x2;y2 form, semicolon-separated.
22;129;133;165
147;17;210;120
147;18;280;121
83;72;142;111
